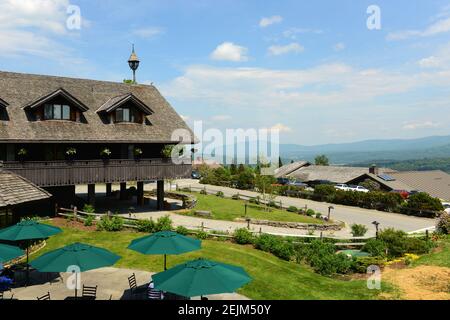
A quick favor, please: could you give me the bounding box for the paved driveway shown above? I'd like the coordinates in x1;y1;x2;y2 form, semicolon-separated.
175;179;437;235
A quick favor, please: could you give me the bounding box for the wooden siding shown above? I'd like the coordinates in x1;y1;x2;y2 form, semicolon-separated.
1;158;192;187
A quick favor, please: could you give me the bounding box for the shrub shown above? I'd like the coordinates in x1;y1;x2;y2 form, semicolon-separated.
82;204;95;213
406;192;444;212
351;224;368;237
306;209;315;217
315;213;322;219
362;239;386;257
254;234;279;252
155;215;173;232
313;185;336;202
216;191;224;198
271;241;295;261
233;228;254;245
287;206;298;213
436;213;450;235
231;193;240;200
353;256;386;273
196;230;209;240
97;216;124;232
175;226;189;235
405;237;434;254
135;219;156;233
84;215;94;227
378;228;408;258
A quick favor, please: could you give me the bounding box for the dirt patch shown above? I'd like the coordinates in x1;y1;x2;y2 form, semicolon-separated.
51;217;97;232
383;265;450;300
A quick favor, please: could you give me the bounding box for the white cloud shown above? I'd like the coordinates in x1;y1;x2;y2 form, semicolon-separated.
269;123;292;133
417;42;450;69
333;42;345;52
0;0;71;34
210;42;248;62
402;121;440;130
387;12;450;40
259;15;283;28
132;27;164;39
282;27;323;39
418;56;441;68
268;43;304;56
211;115;232;122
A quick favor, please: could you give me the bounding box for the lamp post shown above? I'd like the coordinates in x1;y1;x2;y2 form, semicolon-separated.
372;221;380;239
128;44;140;83
327;206;334;220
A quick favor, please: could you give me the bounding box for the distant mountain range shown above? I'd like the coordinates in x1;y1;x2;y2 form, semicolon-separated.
280;135;450;165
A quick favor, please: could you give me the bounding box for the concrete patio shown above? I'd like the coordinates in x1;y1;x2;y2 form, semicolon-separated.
3;267;249;300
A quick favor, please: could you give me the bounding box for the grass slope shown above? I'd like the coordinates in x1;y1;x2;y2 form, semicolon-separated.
184;193;323;224
32;223;384;300
413;235;450;268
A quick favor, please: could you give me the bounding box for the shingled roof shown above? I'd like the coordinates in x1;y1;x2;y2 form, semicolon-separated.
0;71;194;143
0;171;51;208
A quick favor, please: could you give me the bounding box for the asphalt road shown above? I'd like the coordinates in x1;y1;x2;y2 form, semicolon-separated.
175;179;437;234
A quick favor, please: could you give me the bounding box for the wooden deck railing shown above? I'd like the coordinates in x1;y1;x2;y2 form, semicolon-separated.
0;158;192;187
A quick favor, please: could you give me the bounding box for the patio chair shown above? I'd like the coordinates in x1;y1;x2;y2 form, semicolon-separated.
128;273;146;296
81;285;97;299
37;292;51;300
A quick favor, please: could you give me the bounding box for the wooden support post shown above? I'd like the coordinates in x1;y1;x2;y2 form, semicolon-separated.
73;206;77;221
120;182;127;200
156;180;164;210
137;181;144;206
106;183;112;196
87;184;95;206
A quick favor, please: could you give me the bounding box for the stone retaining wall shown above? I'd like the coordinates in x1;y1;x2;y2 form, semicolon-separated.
235;218;342;231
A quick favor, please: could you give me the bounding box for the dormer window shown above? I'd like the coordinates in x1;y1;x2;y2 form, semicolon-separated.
115;107;136;123
97;93;153;125
44;104;71;120
23;88;89;122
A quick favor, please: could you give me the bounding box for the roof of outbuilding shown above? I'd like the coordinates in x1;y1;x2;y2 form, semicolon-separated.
274;161;311;178
387;170;450;201
0;71;194;143
0;171;51;208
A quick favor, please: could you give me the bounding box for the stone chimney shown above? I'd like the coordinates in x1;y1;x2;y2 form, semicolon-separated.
369;164;379;175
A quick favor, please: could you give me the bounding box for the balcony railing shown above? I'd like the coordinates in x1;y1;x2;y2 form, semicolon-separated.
0;158;192;187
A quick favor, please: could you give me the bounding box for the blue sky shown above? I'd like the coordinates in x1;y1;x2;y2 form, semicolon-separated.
1;0;450;145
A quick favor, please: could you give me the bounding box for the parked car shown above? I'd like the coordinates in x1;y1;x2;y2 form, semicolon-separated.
334;184;350;191
390;189;410;199
348;185;369;193
191;170;201;179
442;202;450;214
287;180;308;188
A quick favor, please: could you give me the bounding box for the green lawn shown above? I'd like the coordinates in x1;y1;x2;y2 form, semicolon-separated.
32;223;387;300
413;235;450;268
182;193;323;224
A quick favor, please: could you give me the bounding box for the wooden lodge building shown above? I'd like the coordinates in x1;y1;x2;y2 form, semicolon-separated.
0;51;193;223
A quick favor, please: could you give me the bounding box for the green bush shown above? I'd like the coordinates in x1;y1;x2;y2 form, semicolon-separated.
155;215;173;232
287;206;298;213
313;185;336;202
97;216;124;232
175;226;189;235
353;256;386;273
405;192;444;212
306;209;315;217
362;239;386;257
196;230;209;240
84;215;94;227
271;241;295;261
436;213;450;235
233;228;254;245
254;234;279;252
351;224;368;237
216;191;225;198
135;219;156;233
405;237;434;254
315;213;322;219
82;204;95;213
378;228;408;258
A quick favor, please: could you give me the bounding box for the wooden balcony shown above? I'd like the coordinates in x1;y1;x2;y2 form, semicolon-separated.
0;158;192;187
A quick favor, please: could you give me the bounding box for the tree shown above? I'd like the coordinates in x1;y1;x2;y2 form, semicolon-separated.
278;157;283;168
315;155;329;166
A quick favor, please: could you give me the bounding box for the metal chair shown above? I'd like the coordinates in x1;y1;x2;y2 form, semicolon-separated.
37;292;51;300
128;273;146;297
81;285;97;299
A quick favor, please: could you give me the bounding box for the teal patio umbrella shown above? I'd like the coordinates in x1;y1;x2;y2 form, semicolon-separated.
0;220;62;284
128;231;201;270
152;258;252;298
31;242;121;297
0;243;24;264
